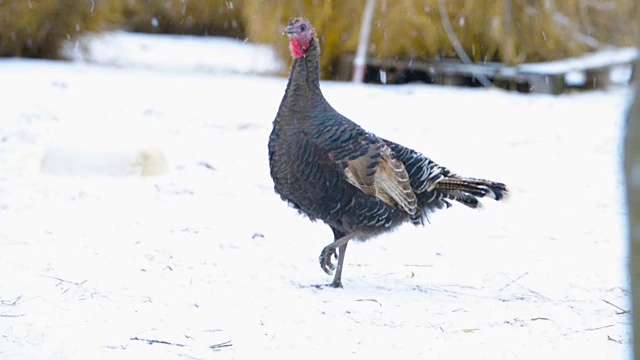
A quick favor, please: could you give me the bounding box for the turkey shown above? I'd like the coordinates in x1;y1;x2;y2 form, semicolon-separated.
268;18;508;288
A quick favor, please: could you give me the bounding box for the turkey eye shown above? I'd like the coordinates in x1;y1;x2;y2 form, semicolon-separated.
300;24;307;31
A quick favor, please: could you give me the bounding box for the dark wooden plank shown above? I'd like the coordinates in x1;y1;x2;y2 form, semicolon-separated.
335;51;640;94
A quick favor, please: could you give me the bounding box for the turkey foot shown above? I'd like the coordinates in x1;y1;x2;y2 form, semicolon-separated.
316;237;351;288
319;246;337;275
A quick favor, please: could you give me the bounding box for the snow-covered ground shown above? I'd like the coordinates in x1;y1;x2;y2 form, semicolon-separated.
63;31;283;74
0;33;634;359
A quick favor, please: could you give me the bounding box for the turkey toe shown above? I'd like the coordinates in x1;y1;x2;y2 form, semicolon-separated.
319;246;337;274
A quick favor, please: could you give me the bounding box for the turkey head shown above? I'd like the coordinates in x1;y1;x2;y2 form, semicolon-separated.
285;18;315;59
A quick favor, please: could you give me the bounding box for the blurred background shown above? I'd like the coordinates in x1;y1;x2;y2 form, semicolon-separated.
1;0;638;84
1;1;639;358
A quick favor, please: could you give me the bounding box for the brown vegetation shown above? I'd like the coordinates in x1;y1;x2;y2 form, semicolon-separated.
0;0;245;59
1;0;637;77
116;0;244;38
0;0;108;58
242;0;640;78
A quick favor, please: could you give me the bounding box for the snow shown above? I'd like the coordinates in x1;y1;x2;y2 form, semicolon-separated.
63;31;283;74
517;47;639;74
515;47;639;87
0;33;634;359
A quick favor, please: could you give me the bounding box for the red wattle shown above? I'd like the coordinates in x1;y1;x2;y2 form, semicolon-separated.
289;39;306;59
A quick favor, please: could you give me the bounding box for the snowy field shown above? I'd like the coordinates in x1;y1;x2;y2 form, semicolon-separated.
0;33;635;359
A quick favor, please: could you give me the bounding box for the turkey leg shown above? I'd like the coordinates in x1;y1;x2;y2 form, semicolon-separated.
319;235;352;288
331;242;349;288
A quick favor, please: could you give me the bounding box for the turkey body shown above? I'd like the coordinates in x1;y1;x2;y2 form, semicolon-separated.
270;94;411;237
268;18;508;288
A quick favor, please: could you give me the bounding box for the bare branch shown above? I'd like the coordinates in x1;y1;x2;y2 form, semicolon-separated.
0;313;25;317
601;299;631;315
437;0;493;87
498;272;529;292
575;324;615;332
130;337;187;347
43;275;87;286
209;340;232;350
1;295;22;306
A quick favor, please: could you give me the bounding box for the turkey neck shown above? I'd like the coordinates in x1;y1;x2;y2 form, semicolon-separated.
280;38;326;115
288;38;321;93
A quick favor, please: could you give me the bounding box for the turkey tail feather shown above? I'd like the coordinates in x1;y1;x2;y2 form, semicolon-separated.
435;177;508;208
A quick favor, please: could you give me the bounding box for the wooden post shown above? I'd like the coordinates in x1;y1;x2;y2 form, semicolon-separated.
352;0;377;83
625;85;640;358
503;0;516;67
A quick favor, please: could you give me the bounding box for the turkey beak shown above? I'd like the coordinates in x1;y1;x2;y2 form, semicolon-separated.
283;25;296;36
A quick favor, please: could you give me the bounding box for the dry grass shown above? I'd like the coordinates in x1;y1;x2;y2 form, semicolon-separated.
0;0;246;59
243;0;640;78
0;0;109;59
115;0;244;38
2;0;636;73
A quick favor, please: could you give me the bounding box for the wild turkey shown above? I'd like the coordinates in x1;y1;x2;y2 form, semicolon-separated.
268;18;508;288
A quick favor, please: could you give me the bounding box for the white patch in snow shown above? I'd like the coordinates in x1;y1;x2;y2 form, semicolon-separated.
61;31;284;75
610;64;634;83
41;144;168;176
565;70;586;86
